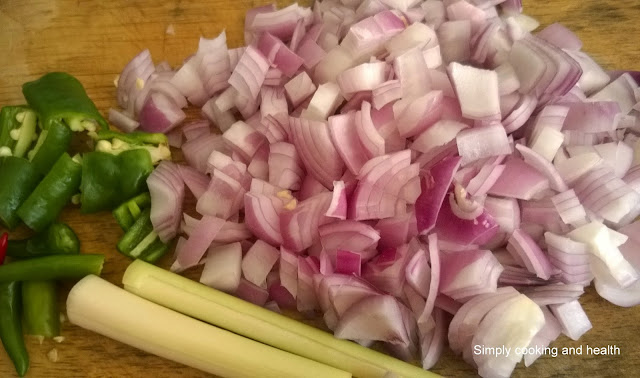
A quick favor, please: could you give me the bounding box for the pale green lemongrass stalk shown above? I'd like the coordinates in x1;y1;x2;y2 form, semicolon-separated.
67;275;350;378
123;260;439;378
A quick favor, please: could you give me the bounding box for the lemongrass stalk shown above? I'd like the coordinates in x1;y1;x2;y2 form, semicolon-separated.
67;275;350;378
123;260;438;378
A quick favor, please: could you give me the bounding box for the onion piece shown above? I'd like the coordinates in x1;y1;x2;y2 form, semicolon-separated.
416;234;441;335
197;169;245;219
415;156;461;235
488;156;550;200
178;165;208;200
376;212;418;251
363;244;413;298
438;21;471;64
506;229;555;280
252;4;311;41
319;220;380;263
456;123;511;166
393;48;432;98
337;62;387;97
563;101;621;133
228;46;270;100
182;134;228;174
257;32;304;77
536;23;582;50
568;222;638;287
175;215;226;269
284;71;317;107
289;117;346;188
223;121;267;162
356;101;386;157
200;243;242;293
108;108;140;133
280;192;333;253
242;240;280;287
147;161;184;243
523;283;584;306
326;181;348;220
548;300;592;341
448;287;520;357
328;112;370;175
334;295;411;346
435;192;500;246
335;250;362;276
244;193;285;246
411;120;468;155
268;142;304;191
439;249;504;301
516;144;567;192
297;255;320;313
472;294;545;378
448;62;500;120
139;92;186;133
393;91;444;138
405;248;430;298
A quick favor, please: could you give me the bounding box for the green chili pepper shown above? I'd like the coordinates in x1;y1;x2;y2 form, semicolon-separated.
7;222;80;258
22;280;59;339
0;106;36;159
28;119;73;176
80;149;153;213
17;153;82;232
0;157;41;230
93;130;168;146
22;72;108;132
92;130;171;164
0;235;29;376
112;192;152;231
0;254;104;283
117;208;168;263
0;106;28;150
0;281;28;377
139;239;170;264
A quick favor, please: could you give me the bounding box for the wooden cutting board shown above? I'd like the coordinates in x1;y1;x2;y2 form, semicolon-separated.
1;0;639;376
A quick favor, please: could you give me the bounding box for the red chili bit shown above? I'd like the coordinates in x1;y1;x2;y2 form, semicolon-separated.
0;232;8;265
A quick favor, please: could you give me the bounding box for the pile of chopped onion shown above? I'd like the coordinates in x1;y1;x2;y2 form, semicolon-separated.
111;0;640;376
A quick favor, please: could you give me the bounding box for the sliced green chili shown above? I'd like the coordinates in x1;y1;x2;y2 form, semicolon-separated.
28;119;73;176
22;280;60;338
80;149;153;213
0;254;104;283
0;281;28;377
7;222;80;258
0;157;41;230
17;152;82;232
117;208;168;263
22;72;108;131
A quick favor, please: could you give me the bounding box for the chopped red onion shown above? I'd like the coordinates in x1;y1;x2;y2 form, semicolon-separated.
415;156;461;234
116;2;640;375
138;92;186;133
242;240;280;287
244;193;285;246
337;61;387;96
108;108;139;133
439;249;503;300
549;300;592;341
472;295;544;378
438;21;471;64
456;123;511;166
289;117;345;188
235;279;270;306
200;242;242;292
284;71;317;107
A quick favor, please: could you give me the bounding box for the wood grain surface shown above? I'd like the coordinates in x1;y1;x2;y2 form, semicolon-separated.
1;0;639;377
